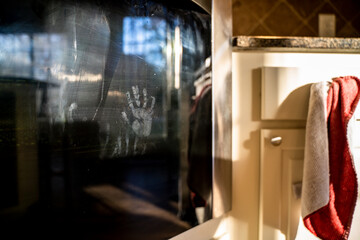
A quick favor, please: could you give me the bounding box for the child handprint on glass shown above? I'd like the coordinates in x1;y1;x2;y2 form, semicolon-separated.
121;85;155;155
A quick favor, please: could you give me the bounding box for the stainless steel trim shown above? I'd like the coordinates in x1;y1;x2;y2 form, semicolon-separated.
191;0;211;14
212;0;232;218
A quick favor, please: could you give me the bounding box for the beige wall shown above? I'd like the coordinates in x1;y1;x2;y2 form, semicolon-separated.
232;0;360;37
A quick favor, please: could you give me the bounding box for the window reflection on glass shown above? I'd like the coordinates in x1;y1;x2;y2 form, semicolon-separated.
0;34;32;78
123;17;166;68
0;0;211;239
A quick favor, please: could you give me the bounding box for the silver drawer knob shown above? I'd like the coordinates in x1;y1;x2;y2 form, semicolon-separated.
270;136;282;146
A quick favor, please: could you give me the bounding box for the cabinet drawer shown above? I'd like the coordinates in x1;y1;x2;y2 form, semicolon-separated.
261;67;311;120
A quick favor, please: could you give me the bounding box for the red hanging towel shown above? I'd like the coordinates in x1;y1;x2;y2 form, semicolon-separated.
304;76;360;240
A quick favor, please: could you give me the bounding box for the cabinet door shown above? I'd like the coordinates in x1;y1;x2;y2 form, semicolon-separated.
260;129;305;240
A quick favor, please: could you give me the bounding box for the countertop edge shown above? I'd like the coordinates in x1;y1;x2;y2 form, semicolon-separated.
232;36;360;53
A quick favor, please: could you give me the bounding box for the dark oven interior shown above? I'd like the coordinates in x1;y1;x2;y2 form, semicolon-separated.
0;0;212;239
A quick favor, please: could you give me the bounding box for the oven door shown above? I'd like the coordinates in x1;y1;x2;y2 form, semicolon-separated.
0;0;231;239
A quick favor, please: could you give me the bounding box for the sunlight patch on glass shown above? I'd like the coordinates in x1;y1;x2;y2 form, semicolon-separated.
123;17;166;68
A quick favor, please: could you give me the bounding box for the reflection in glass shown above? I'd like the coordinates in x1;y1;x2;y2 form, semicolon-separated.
0;0;211;239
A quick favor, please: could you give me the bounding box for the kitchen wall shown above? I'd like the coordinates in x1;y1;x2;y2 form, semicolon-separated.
232;0;360;37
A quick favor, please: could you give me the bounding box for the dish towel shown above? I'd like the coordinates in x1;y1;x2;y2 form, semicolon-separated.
303;76;360;240
302;81;330;221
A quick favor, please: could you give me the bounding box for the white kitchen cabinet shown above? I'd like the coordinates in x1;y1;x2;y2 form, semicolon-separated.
261;67;309;120
231;51;360;240
260;129;305;240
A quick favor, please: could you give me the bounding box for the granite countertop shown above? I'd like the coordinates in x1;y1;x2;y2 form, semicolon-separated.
232;36;360;52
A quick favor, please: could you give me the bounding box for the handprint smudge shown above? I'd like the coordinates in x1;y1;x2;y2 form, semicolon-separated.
122;85;155;155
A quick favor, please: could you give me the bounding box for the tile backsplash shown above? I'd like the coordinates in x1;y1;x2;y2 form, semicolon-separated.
232;0;360;37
